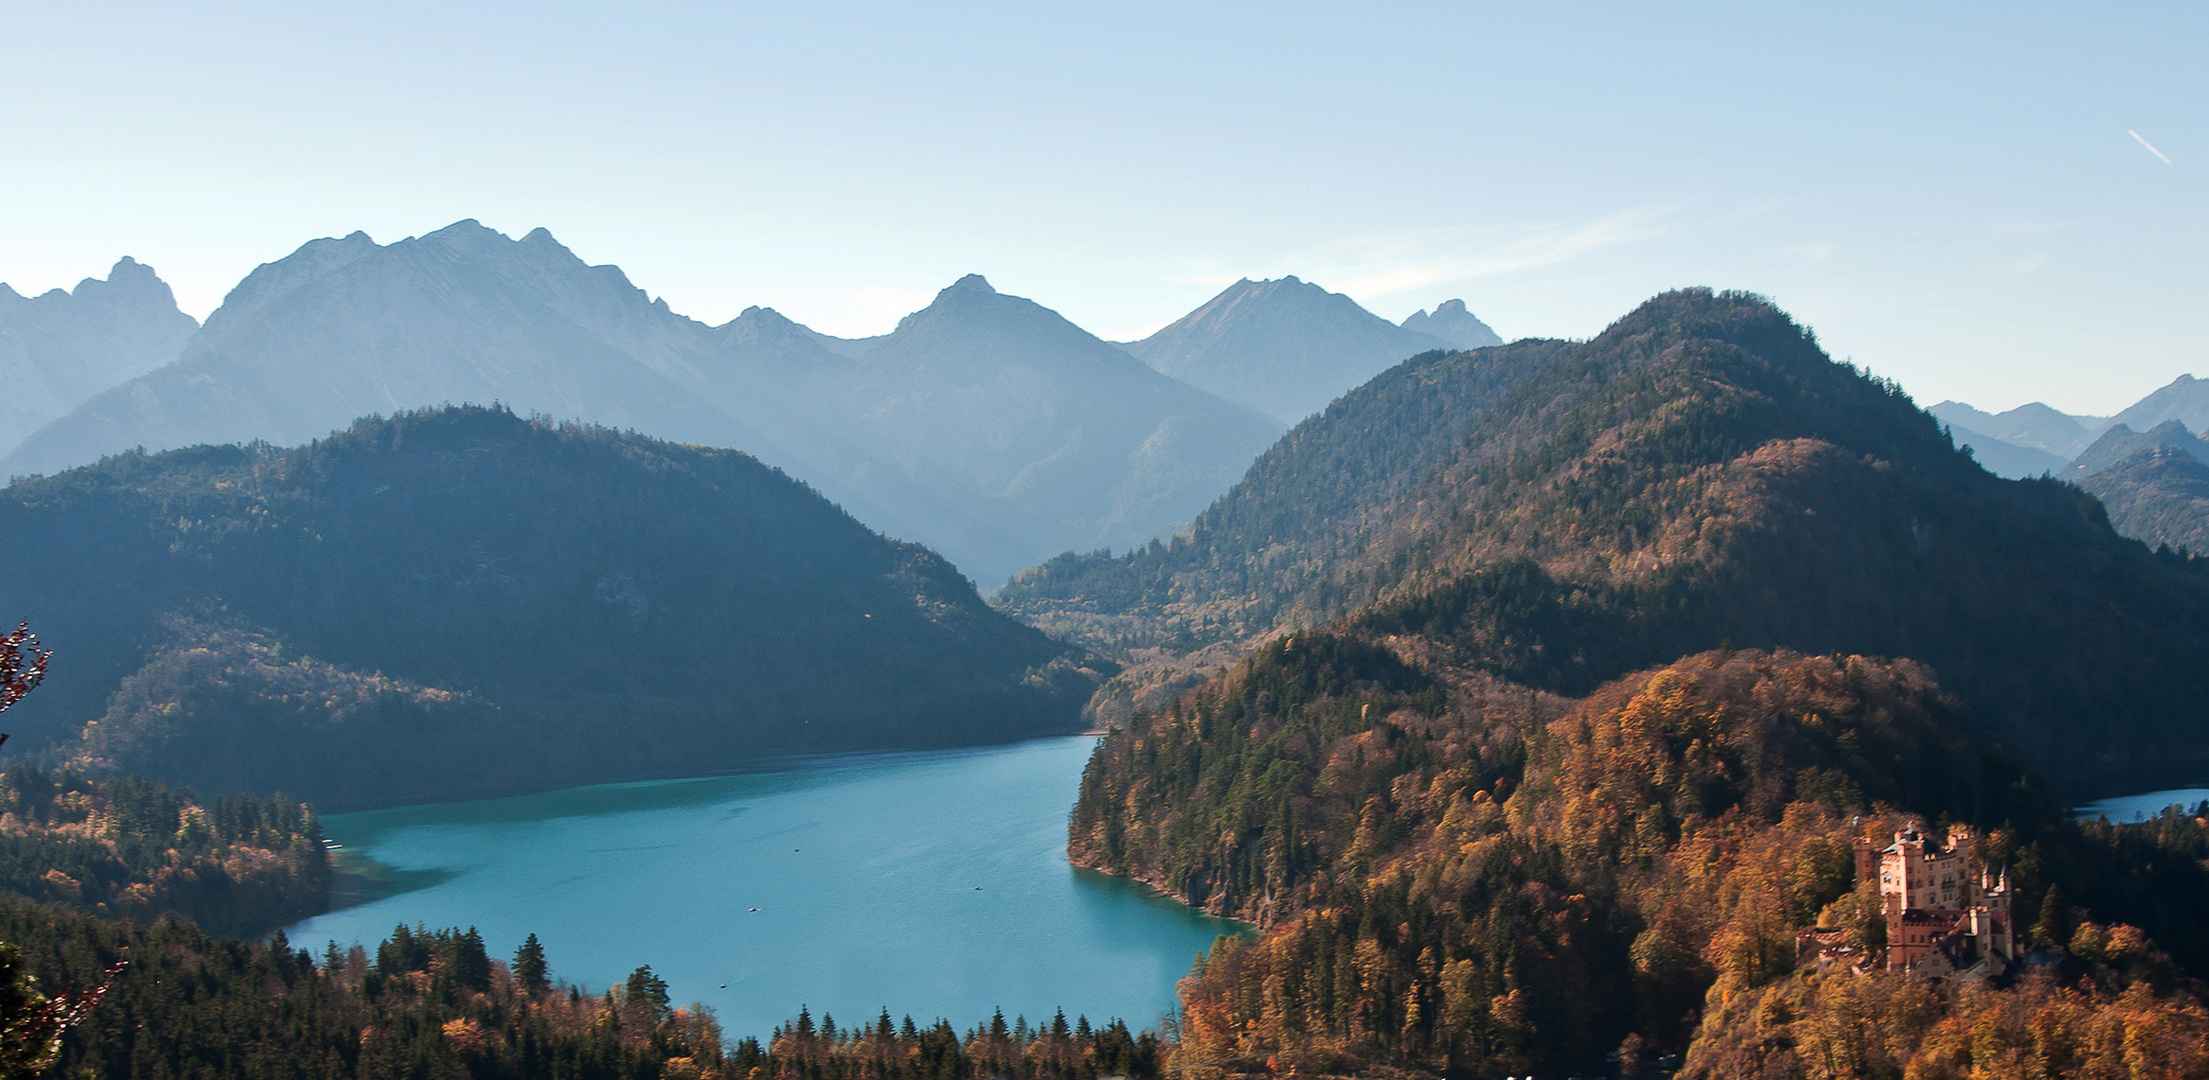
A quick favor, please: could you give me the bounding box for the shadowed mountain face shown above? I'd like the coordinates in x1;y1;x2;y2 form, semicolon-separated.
0;258;199;457
3;223;1281;587
1123;276;1455;422
0;406;1100;810
1400;298;1502;350
1007;289;2209;796
833;275;1285;581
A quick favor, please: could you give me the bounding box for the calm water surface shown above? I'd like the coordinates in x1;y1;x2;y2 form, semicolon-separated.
289;737;1244;1039
2072;787;2209;823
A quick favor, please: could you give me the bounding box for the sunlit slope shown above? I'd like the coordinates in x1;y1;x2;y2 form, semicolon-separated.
1013;289;2209;795
0;406;1100;810
1076;640;2209;1077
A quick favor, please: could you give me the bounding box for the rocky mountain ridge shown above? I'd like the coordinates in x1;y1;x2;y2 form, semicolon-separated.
3;222;1284;587
0;257;199;458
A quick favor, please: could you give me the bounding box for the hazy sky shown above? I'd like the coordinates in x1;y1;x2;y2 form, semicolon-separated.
3;2;2201;414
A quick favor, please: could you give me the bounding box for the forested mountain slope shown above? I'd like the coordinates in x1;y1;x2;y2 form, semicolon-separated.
2074;445;2209;554
0;765;326;936
1074;640;2209;1077
999;338;1576;647
0;406;1098;810
1013;289;2209;796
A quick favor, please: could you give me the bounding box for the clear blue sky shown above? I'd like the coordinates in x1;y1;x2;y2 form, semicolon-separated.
3;1;2200;414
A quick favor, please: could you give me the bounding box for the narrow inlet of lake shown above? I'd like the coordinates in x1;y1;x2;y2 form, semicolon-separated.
288;736;1245;1040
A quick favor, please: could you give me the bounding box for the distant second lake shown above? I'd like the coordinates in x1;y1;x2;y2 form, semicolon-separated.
288;737;1244;1040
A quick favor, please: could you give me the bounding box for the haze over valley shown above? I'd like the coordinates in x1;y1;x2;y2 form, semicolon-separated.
10;225;2209;1080
7;5;2209;1079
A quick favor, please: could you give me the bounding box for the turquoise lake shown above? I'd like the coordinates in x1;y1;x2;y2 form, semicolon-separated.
288;736;1243;1040
2073;787;2209;823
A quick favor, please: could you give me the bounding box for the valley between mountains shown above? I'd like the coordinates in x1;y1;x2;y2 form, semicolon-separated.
3;233;2209;1079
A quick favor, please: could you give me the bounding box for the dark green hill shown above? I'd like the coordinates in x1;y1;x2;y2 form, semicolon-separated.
999;338;1576;647
1012;290;2209;796
0;406;1100;810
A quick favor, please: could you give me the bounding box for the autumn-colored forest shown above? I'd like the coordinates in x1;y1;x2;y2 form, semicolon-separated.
9;291;2209;1078
1077;641;2209;1078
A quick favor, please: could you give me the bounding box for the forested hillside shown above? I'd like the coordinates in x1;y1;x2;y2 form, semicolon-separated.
0;406;1101;810
0;898;1167;1080
1013;290;2209;797
2075;446;2209;554
0;766;325;936
1000;339;1577;648
1074;640;2209;1077
1050;289;2209;1076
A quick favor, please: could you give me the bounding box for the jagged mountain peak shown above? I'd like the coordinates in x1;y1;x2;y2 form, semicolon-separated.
4;227;1280;589
2;256;178;309
0;255;199;457
104;255;151;280
1401;297;1503;350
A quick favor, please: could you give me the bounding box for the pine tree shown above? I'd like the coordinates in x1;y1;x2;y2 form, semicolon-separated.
513;932;549;994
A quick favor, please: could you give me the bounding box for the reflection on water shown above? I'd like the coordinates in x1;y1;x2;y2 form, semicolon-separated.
290;737;1245;1040
2071;787;2209;824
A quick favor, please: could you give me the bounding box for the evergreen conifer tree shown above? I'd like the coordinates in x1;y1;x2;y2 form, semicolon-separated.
513;933;549;994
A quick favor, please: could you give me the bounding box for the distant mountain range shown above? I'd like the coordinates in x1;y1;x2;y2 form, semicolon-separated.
0;258;198;454
1929;399;2104;460
1120;277;1471;422
1931;380;2209;550
1;223;1286;587
0;406;1101;809
1007;289;2209;797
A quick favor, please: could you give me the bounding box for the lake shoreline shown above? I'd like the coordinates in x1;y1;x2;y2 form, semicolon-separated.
289;736;1239;1038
